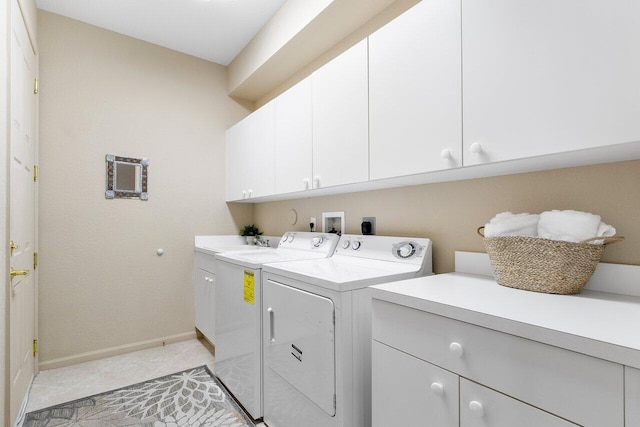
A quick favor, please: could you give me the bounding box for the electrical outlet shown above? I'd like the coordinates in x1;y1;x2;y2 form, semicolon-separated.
362;217;376;235
310;217;317;232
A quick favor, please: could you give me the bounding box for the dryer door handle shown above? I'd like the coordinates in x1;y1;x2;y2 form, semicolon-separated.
268;307;276;343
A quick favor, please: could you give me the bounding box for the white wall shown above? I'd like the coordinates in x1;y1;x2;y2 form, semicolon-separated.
37;11;253;367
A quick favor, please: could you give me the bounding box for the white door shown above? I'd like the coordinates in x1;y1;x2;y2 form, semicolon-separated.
369;0;462;179
312;39;369;189
463;0;640;165
263;279;335;416
9;2;37;423
274;78;312;194
372;341;459;427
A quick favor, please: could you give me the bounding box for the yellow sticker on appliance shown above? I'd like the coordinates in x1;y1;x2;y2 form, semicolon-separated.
243;270;255;305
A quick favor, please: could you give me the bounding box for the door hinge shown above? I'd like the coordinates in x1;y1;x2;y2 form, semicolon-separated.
34;165;38;182
34;252;38;269
33;339;38;357
34;78;38;95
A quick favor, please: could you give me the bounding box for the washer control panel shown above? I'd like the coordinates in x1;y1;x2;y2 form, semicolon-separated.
334;234;432;267
278;232;339;253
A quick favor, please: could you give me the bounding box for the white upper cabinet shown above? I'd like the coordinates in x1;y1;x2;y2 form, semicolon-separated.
274;78;313;194
225;102;275;201
312;39;369;189
463;0;640;166
369;0;462;180
226;117;250;201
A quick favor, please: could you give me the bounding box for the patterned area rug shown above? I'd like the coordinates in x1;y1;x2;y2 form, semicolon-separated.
23;366;256;427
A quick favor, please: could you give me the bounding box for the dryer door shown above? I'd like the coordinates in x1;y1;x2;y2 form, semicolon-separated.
264;279;336;416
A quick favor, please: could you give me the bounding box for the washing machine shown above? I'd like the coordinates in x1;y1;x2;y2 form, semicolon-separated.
214;232;340;420
261;234;433;427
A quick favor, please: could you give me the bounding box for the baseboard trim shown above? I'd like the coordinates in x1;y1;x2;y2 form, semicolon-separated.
39;331;197;371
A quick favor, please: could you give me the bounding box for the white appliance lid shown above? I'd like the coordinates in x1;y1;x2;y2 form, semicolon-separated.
263;256;423;291
216;248;335;269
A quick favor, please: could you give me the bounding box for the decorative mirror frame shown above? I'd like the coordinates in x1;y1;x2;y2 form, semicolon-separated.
105;154;149;200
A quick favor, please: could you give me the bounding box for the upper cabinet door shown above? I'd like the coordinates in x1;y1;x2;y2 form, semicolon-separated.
247;101;276;199
226;117;251;201
369;0;462;180
312;39;369;189
463;0;640;166
225;102;275;201
275;78;313;194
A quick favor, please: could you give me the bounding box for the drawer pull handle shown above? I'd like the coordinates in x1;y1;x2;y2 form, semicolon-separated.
430;382;444;396
449;342;464;358
469;401;484;417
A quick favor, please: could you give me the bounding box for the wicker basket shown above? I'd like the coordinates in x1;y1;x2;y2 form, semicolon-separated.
478;227;623;294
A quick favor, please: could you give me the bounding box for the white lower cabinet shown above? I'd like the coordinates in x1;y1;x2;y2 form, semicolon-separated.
460;379;576;427
192;251;217;344
372;299;624;426
626;367;640;426
372;341;458;427
373;341;576;427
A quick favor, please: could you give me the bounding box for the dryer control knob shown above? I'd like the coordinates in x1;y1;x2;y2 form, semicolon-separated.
341;240;351;249
288;234;295;243
312;236;324;247
351;241;361;250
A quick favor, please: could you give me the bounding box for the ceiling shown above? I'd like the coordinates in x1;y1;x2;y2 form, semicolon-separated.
35;0;288;66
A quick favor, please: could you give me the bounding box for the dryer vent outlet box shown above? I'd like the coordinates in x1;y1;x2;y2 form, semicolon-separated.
361;217;376;235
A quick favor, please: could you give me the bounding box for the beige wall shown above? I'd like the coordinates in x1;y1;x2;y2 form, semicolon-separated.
254;160;640;273
38;11;253;365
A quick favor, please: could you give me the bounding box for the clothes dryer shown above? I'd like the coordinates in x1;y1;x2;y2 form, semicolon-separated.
261;234;433;427
214;232;339;420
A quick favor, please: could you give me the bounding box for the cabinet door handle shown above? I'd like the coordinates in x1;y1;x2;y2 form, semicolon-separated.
440;148;451;159
303;178;310;190
313;176;320;188
268;307;275;343
469;400;484;417
449;342;464;358
430;382;444;396
470;142;483;154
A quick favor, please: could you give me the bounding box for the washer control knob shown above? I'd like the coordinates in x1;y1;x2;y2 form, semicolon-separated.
449;342;464;358
312;236;324;247
393;241;419;259
469;401;484;417
341;240;351;249
430;382;444;396
352;241;361;250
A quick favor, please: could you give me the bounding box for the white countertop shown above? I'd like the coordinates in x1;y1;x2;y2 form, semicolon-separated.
370;273;640;369
194;235;279;256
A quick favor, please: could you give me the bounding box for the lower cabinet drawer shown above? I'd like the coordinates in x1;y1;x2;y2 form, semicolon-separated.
195;251;216;274
372;299;624;426
460;378;577;427
372;341;458;427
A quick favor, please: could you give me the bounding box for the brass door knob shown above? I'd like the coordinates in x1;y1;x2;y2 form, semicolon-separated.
10;267;29;278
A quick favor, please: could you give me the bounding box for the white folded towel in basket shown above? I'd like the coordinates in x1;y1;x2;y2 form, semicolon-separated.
538;210;615;243
484;210;616;243
483;212;540;238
